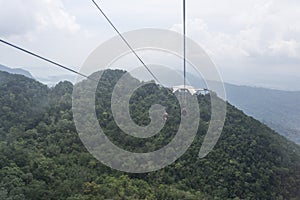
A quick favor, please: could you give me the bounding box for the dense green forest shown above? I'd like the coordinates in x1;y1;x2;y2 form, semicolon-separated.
0;70;299;199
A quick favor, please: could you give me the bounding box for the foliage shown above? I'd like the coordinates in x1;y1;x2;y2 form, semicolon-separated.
0;70;299;199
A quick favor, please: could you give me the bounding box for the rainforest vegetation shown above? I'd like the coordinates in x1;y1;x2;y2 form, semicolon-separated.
0;70;299;200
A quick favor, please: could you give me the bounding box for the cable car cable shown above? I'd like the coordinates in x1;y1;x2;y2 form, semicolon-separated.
92;0;161;85
183;0;186;91
182;0;187;110
0;39;97;82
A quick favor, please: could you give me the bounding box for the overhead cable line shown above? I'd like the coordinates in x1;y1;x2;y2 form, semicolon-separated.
0;39;96;82
183;0;187;91
91;0;161;85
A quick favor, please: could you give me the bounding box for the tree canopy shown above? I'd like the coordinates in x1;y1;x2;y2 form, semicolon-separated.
0;70;299;199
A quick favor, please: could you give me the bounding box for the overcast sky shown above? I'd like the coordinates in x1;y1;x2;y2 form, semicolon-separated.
0;0;299;90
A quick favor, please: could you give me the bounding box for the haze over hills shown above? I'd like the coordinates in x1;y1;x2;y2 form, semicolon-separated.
0;70;299;199
37;74;76;86
0;64;34;79
224;83;300;145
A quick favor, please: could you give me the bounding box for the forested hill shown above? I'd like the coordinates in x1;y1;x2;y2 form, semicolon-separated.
0;70;299;199
0;71;48;134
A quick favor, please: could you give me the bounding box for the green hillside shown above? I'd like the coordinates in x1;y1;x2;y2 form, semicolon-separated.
0;70;299;199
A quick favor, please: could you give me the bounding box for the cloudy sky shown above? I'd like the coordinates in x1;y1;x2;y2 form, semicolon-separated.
0;0;299;90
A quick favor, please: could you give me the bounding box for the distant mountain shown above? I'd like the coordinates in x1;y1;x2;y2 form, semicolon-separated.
37;74;76;86
0;64;34;79
224;83;300;144
176;72;300;144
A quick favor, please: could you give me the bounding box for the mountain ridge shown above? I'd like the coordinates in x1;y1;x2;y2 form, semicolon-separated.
0;64;34;79
1;65;299;144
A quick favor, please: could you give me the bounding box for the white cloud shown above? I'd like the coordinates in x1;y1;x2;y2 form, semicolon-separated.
171;0;300;61
171;18;250;60
35;0;80;34
169;0;300;90
269;40;300;58
0;0;80;37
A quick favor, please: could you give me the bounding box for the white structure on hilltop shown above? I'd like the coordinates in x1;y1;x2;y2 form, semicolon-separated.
171;85;209;95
